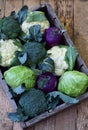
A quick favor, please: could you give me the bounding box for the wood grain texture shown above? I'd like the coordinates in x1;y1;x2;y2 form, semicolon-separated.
5;0;23;16
54;106;77;130
0;0;88;130
74;0;88;67
56;0;74;39
33;116;55;130
77;100;88;130
74;1;88;129
23;0;40;9
0;0;5;18
0;84;13;130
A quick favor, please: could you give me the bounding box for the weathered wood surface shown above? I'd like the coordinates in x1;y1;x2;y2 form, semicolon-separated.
0;0;88;130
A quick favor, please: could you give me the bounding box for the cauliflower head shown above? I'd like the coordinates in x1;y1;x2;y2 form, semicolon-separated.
0;39;22;67
47;46;69;76
21;11;50;35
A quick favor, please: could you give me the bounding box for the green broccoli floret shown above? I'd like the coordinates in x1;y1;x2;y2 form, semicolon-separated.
0;16;21;39
23;41;46;66
19;88;47;117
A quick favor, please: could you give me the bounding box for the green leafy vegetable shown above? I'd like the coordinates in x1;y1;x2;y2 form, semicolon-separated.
65;45;78;70
17;5;28;24
7;107;28;122
29;25;42;42
23;41;46;67
58;70;88;97
0;16;21;39
46;91;79;110
38;57;55;73
10;11;17;19
59;92;79;103
19;31;30;42
0;33;8;40
4;65;36;90
46;91;60;109
19;88;47;117
26;11;47;22
18;52;27;64
13;85;26;94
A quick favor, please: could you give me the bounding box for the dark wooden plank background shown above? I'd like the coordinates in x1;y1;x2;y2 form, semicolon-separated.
0;0;88;130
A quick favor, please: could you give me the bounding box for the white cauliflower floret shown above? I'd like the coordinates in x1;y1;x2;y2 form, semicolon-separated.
0;39;22;67
21;21;50;35
47;46;69;76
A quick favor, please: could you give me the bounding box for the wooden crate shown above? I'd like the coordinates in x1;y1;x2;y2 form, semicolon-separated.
0;3;88;130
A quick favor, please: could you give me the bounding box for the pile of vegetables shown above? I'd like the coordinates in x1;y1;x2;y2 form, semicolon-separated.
0;5;88;122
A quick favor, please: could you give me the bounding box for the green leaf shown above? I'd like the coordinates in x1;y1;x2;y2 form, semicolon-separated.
31;68;42;76
19;31;30;42
46;91;79;110
7;107;28;122
26;11;47;22
10;11;18;20
29;25;42;42
59;92;79;104
18;52;27;64
46;91;60;109
65;45;78;70
13;85;26;94
38;57;55;73
0;33;8;40
17;5;28;24
13;39;22;48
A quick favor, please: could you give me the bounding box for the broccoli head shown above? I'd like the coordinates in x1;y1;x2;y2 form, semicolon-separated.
0;16;21;39
19;88;47;117
23;41;46;66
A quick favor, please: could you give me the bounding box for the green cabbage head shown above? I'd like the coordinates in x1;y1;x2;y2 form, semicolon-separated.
4;65;36;90
58;71;88;97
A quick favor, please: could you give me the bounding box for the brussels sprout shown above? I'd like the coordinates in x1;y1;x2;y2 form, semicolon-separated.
58;71;88;97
